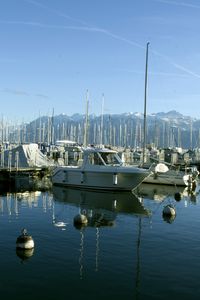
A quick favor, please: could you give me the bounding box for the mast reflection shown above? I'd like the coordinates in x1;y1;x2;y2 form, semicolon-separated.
53;186;151;280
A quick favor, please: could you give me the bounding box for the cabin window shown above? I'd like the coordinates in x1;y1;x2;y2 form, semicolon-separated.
88;153;104;165
101;153;120;165
87;152;121;166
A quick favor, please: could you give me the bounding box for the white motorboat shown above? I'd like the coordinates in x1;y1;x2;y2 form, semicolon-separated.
52;146;150;191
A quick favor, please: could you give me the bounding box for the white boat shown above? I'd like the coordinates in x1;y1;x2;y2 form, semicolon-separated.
52;146;150;191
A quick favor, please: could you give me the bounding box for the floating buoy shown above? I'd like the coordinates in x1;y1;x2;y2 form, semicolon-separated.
16;228;34;250
163;205;176;216
174;192;181;201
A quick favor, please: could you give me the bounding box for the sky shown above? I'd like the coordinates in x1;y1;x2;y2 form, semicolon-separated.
1;0;200;121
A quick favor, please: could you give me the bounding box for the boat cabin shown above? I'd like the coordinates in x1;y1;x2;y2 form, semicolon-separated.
83;148;123;167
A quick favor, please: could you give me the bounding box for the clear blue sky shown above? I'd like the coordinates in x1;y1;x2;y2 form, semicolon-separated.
1;0;200;121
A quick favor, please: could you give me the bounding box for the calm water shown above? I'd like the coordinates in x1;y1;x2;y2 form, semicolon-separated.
0;179;200;300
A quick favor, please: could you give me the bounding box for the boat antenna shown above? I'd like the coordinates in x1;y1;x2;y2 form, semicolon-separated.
142;42;150;166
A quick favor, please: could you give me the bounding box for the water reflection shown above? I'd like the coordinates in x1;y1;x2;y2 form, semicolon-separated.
137;182;200;205
162;213;176;224
52;186;151;280
0;191;52;216
52;186;151;228
0;176;51;195
0;178;199;298
135;182;200;225
136;183;187;201
16;248;34;263
0;176;52;216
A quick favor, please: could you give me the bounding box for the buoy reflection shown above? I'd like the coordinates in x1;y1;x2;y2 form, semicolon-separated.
162;214;176;224
16;248;34;262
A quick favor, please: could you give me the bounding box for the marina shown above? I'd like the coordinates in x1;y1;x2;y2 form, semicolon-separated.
1;2;200;299
0;141;199;191
0;178;200;299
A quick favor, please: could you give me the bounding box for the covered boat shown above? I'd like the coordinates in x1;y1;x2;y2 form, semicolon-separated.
143;163;199;188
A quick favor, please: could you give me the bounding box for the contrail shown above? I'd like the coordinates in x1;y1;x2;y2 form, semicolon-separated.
99;31;145;49
24;0;88;25
151;48;200;79
24;0;145;49
2;19;200;79
24;0;200;77
0;20;92;30
118;68;190;78
0;20;145;49
153;0;200;9
172;63;200;79
3;0;200;80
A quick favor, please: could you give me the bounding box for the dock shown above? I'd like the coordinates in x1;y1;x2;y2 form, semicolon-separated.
0;166;52;182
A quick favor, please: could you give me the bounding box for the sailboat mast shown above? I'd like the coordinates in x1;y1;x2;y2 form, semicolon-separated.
142;42;150;166
100;93;104;146
83;90;89;147
51;108;54;145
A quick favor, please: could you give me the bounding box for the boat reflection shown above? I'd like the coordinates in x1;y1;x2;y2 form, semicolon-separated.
136;183;187;201
52;186;150;280
52;186;150;228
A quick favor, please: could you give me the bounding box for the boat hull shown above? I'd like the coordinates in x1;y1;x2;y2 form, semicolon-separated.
52;166;149;191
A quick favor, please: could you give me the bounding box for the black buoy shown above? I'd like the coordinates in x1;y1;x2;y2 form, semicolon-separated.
16;228;34;250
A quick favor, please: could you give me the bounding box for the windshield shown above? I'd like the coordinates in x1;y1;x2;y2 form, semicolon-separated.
100;152;122;165
87;151;122;166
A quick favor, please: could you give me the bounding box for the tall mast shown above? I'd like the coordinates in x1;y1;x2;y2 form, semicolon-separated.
1;115;4;144
100;93;104;146
190;118;193;149
142;42;150;166
39;112;41;148
51;108;54;145
83;90;89;147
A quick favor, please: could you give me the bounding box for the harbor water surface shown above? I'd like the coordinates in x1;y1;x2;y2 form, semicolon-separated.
0;180;200;300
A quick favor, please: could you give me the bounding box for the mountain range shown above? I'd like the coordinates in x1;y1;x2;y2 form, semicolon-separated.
5;110;200;149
